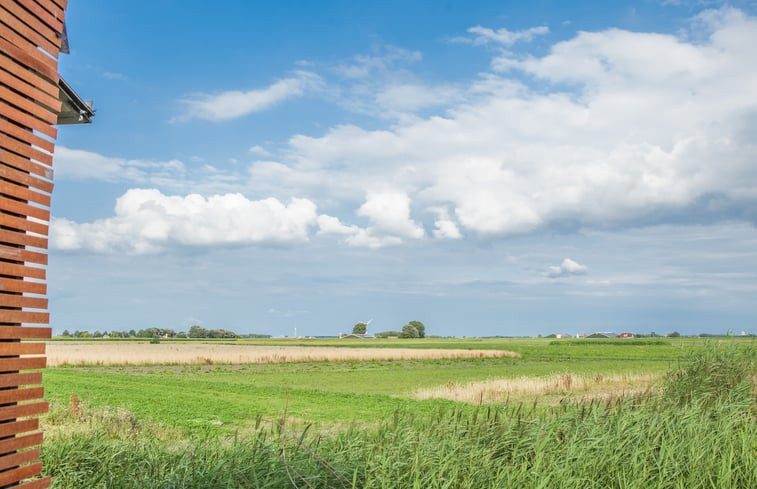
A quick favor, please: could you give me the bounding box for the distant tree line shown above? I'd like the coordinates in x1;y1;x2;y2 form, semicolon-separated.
188;325;238;338
59;326;271;339
60;328;181;339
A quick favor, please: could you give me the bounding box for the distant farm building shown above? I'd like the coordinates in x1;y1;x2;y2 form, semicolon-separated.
618;332;634;338
587;332;618;339
339;333;375;339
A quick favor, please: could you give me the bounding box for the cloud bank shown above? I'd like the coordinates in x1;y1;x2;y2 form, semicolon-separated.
270;7;757;236
51;189;320;253
57;8;757;253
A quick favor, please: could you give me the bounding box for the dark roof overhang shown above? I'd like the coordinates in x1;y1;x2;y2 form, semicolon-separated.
57;77;94;124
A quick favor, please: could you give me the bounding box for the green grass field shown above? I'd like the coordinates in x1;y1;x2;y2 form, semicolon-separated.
43;337;683;431
40;338;756;488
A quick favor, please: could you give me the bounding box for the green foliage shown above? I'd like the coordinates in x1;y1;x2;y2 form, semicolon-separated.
664;342;755;410
399;321;426;338
188;325;238;338
188;325;208;338
375;331;401;338
137;327;176;338
55;326;247;340
400;324;419;338
351;322;367;335
408;320;425;338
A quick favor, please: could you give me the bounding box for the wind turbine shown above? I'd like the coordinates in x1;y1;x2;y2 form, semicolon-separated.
355;318;373;334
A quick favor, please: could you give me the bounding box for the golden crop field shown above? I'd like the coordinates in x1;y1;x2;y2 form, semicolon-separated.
44;341;519;366
414;372;657;404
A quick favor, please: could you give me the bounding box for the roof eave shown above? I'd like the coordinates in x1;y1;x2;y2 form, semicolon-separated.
57;77;95;125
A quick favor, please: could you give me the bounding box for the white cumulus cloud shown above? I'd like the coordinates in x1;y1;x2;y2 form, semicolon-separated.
54;8;757;254
51;189;319;254
430;207;462;239
259;8;757;238
357;190;425;240
547;258;589;278
315;191;425;249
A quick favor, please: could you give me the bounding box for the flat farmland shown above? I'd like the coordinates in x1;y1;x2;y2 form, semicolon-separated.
42;338;683;431
40;338;755;488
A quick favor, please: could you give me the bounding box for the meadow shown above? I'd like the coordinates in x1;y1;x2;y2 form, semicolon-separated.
39;337;755;488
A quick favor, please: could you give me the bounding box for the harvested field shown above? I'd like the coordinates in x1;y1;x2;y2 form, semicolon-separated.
414;373;657;404
44;341;519;366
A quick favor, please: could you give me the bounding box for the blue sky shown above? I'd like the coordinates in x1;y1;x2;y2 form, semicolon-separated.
49;0;757;337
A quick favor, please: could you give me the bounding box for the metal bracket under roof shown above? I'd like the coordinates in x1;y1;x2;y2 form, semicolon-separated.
57;77;95;125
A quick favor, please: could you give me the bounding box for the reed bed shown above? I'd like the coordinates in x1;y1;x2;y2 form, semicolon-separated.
42;344;755;488
44;342;519;366
414;372;657;404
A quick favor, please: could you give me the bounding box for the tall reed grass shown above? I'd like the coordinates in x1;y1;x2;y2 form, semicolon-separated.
42;344;755;488
414;372;656;404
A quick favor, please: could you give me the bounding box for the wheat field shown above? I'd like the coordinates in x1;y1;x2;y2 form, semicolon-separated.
44;341;519;366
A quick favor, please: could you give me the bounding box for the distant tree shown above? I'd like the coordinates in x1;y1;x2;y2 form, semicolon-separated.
400;324;420;338
93;330;102;338
352;322;367;335
208;328;238;338
375;331;401;338
189;325;208;338
61;329;70;337
408;320;425;338
128;329;137;337
668;331;681;338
